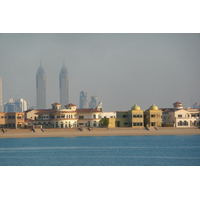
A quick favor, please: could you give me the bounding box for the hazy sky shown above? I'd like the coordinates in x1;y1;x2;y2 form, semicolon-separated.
0;33;200;111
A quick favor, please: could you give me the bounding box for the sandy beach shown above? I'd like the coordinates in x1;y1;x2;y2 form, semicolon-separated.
0;127;200;139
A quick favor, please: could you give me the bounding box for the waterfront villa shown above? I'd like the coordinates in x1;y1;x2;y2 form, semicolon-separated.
161;102;200;127
144;104;162;127
99;103;162;128
0;112;25;128
25;102;102;128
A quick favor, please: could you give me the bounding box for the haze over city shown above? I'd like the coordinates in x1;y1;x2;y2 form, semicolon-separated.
0;33;200;111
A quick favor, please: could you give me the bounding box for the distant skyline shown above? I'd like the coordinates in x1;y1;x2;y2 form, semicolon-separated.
59;62;69;108
0;33;200;111
36;64;46;109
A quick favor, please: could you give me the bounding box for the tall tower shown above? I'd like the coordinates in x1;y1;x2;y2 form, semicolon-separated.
59;61;69;108
79;91;88;108
89;96;98;108
0;77;2;112
36;62;46;109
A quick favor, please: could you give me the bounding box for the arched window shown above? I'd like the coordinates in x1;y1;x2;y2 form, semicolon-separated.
184;121;188;126
178;121;182;126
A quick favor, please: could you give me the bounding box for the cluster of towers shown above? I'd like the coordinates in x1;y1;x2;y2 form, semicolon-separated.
79;91;99;109
36;62;69;109
36;62;99;109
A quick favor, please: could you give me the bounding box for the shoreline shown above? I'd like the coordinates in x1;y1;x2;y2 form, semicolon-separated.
0;127;200;139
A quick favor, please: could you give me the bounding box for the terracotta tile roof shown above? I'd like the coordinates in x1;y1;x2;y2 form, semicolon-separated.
35;110;76;114
65;103;77;107
159;108;174;112
76;108;101;113
173;102;182;104
52;102;61;105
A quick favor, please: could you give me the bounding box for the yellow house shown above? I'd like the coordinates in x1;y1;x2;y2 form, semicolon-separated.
0;112;25;128
128;104;144;128
105;103;144;128
115;111;129;127
144;104;162;127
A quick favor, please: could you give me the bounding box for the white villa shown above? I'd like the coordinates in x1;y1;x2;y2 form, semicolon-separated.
162;102;200;127
25;102;102;128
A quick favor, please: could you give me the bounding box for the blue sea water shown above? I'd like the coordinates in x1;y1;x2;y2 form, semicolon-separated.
0;135;200;166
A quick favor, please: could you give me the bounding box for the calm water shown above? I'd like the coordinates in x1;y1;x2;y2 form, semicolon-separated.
0;134;200;166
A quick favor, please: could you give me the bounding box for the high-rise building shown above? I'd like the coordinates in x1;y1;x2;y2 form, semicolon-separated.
36;62;46;109
4;98;29;112
0;77;2;112
79;91;88;108
59;62;69;108
89;96;98;108
193;102;200;108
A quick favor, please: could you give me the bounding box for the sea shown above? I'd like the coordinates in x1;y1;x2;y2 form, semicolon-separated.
0;134;200;166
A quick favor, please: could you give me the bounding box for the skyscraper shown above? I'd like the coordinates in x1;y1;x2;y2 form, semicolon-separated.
79;91;88;108
36;63;46;109
59;62;69;108
4;98;29;112
0;77;2;112
89;96;98;109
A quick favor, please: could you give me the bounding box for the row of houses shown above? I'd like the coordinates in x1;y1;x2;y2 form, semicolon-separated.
0;102;200;129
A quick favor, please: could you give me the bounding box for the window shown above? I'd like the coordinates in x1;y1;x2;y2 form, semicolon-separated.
8;116;15;119
178;121;188;126
151;115;155;118
124;122;128;125
133;123;142;126
79;116;84;119
122;115;127;118
191;114;196;117
178;121;182;126
93;114;96;119
178;115;182;118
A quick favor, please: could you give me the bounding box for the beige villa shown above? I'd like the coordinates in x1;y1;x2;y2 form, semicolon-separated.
25;102;102;128
162;102;200;127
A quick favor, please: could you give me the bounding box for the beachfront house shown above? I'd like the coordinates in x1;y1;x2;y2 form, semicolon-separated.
144;104;162;127
26;102;102;129
162;102;200;127
0;112;25;128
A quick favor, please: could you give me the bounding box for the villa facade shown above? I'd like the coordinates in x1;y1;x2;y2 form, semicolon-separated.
162;102;200;127
106;103;162;128
25;102;102;128
0;112;25;128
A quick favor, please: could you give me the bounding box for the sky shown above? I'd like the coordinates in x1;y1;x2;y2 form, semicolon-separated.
0;33;200;111
1;1;200;199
